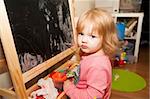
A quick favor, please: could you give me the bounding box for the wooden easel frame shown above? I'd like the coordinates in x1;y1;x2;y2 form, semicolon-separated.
0;0;76;98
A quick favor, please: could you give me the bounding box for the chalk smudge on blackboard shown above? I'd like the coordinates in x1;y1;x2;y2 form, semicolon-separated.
4;0;73;72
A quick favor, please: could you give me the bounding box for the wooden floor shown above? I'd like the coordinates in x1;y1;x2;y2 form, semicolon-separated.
110;44;149;99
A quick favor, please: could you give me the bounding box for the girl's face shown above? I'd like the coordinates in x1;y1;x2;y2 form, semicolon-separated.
77;25;103;54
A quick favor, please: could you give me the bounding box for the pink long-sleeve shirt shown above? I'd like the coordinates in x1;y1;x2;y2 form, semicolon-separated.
64;54;112;99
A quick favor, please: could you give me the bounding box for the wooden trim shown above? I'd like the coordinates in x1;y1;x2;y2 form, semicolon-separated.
0;88;16;98
26;84;39;96
69;0;77;46
0;0;27;98
23;46;76;83
54;60;73;72
57;92;66;99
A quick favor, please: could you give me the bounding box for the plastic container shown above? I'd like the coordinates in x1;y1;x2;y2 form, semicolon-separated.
116;22;125;40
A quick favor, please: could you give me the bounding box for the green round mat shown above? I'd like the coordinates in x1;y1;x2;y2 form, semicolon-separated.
112;69;146;92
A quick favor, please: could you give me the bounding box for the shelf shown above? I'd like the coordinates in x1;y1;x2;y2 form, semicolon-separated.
125;33;136;40
112;13;144;17
113;12;144;62
125;36;136;40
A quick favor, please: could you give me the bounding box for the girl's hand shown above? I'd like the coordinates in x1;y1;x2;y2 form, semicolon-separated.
63;79;72;90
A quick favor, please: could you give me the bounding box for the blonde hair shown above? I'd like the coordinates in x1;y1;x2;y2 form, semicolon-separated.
76;8;119;57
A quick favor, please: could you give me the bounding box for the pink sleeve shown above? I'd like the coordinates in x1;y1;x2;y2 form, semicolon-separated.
64;67;109;99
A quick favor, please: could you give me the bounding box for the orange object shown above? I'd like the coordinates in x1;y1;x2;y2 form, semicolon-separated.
50;72;67;82
49;72;67;92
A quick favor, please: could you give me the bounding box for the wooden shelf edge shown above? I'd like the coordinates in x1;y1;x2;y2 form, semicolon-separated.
57;92;66;99
0;88;16;98
26;60;76;97
23;46;77;83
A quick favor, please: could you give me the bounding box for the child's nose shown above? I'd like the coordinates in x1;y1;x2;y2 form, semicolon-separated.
82;35;88;43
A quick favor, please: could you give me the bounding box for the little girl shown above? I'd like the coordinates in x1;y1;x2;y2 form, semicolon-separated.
63;8;118;99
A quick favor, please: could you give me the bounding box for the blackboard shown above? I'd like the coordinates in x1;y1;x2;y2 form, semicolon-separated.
4;0;73;73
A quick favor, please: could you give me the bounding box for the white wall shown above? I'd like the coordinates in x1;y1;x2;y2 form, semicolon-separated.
74;0;95;17
74;0;120;17
95;0;120;13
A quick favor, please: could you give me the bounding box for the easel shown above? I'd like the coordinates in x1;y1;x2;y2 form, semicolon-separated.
0;0;77;98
